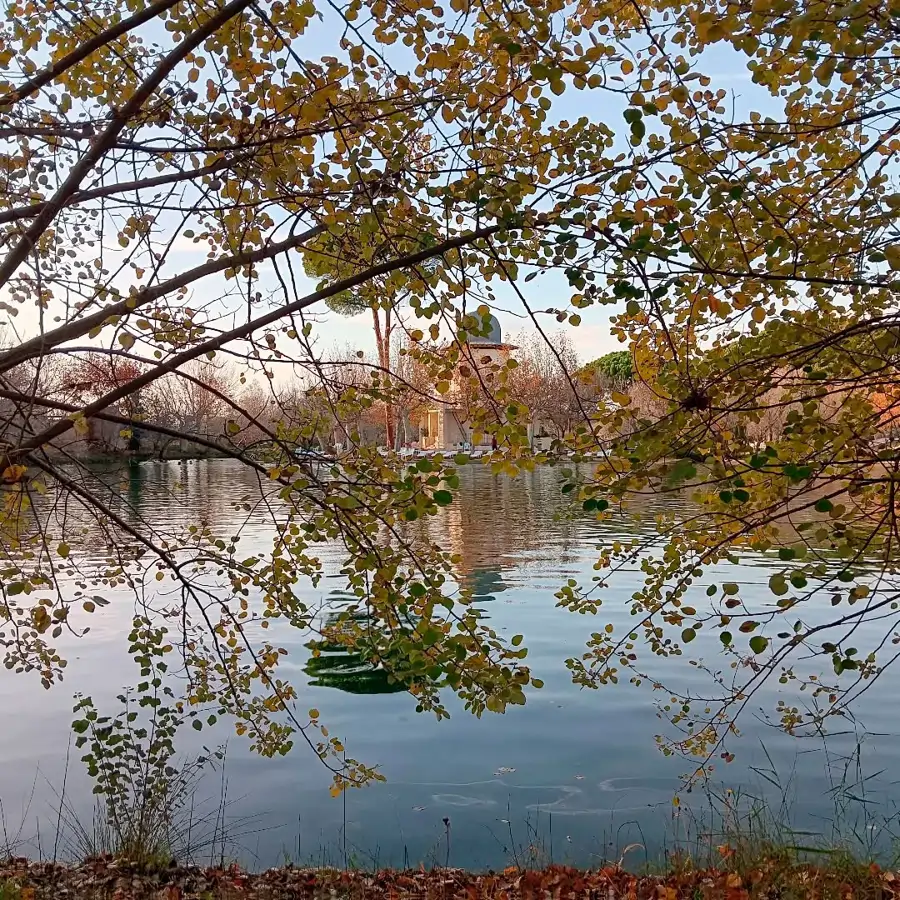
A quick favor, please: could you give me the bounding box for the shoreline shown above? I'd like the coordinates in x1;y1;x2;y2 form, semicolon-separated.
0;855;895;900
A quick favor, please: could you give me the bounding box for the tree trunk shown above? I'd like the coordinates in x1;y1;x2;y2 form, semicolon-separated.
372;306;395;449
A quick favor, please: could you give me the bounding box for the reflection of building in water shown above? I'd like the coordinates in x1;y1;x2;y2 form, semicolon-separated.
437;467;580;600
442;493;507;601
420;315;517;452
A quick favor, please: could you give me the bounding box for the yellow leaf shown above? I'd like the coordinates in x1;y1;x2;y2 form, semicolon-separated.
2;465;28;482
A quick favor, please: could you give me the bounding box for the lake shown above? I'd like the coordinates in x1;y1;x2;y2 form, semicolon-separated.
1;458;898;870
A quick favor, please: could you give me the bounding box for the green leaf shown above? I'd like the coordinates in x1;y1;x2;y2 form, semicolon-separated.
421;627;441;646
667;458;697;485
768;574;788;596
814;498;833;513
682;627;696;643
720;631;733;646
749;635;769;654
192;719;203;731
511;634;524;646
433;490;453;506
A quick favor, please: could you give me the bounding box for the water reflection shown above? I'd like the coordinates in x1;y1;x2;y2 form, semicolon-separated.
304;608;409;695
303;646;408;695
126;459;145;518
1;459;899;870
462;567;507;602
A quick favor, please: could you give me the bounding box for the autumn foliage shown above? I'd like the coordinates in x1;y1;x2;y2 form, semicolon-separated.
0;857;897;900
1;0;900;787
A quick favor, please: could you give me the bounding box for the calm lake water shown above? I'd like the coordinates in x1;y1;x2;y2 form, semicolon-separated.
1;459;898;869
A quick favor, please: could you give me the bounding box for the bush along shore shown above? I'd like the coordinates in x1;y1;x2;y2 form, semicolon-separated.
0;856;898;900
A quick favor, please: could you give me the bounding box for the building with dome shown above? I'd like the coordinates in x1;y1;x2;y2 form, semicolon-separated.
470;314;504;347
418;314;517;451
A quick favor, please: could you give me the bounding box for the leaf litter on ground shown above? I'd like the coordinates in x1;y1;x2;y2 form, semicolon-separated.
0;855;897;900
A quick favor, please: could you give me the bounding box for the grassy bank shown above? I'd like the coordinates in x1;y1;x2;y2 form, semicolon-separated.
0;853;897;900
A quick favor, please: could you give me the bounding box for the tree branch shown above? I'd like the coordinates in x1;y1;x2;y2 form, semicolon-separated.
1;223;501;467
0;0;254;296
0;222;327;375
0;0;181;107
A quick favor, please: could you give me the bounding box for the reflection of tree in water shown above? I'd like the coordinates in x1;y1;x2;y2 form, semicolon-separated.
304;608;409;696
304;646;409;695
126;460;145;516
462;567;507;603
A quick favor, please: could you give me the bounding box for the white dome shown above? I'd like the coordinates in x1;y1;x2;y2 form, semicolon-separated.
470;314;502;345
